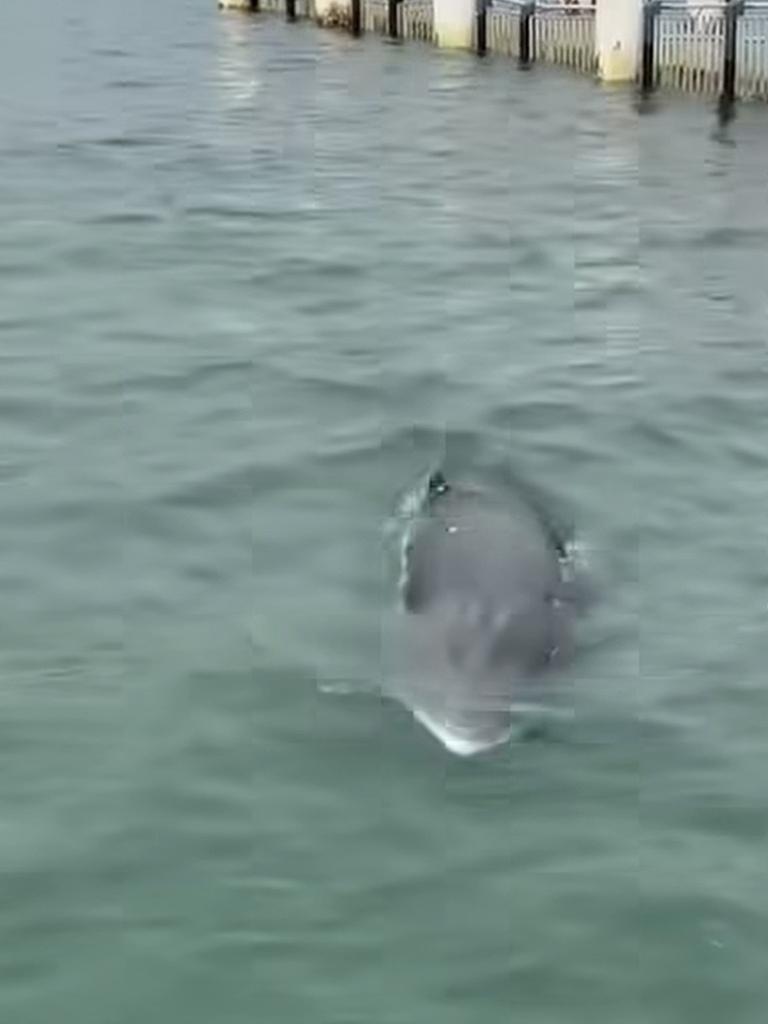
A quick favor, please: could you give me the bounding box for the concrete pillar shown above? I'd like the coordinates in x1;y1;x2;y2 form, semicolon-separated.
218;0;253;9
596;0;641;82
434;0;475;49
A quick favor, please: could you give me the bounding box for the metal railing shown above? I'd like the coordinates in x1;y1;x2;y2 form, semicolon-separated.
535;2;598;71
361;0;433;40
487;1;522;57
245;0;311;19
643;2;768;102
229;0;768;109
244;0;594;72
736;4;768;96
479;1;596;73
398;0;435;41
654;4;725;94
362;0;389;33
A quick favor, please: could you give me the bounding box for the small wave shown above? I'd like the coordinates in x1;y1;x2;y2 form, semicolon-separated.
91;47;130;58
85;211;162;226
105;79;159;91
182;204;308;222
93;135;165;150
151;463;262;513
633;420;691;454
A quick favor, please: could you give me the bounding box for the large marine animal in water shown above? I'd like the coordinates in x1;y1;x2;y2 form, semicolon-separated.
385;469;589;756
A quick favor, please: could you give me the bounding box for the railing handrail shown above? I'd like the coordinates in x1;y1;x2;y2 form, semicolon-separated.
488;1;595;11
653;1;768;10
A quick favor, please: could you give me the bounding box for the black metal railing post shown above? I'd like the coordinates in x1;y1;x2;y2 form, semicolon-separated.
519;1;535;66
476;0;488;56
388;0;400;38
351;0;362;35
286;0;296;20
720;0;745;109
641;0;660;93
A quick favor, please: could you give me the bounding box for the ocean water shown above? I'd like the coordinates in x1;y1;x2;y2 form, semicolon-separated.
1;2;767;1021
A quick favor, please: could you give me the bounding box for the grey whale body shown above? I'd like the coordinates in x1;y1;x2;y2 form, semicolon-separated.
389;471;582;756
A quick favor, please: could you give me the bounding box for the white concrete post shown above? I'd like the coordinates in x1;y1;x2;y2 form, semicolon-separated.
218;0;252;9
596;0;642;82
434;0;476;49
